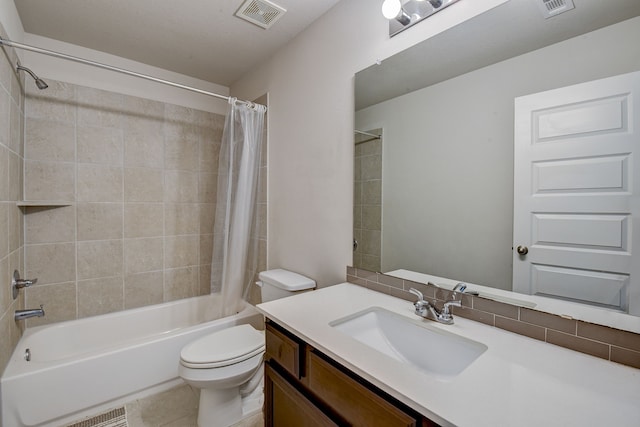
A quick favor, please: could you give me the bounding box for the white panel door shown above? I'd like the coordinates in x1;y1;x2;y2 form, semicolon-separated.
513;71;640;315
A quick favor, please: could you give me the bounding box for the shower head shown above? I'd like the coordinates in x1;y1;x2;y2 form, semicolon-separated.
16;65;48;90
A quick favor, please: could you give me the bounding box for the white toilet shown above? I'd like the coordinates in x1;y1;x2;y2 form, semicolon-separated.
179;269;316;427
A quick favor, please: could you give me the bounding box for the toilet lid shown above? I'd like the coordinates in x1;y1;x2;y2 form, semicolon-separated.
180;324;265;369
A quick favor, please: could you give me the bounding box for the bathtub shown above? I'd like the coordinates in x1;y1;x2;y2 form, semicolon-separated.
0;294;264;427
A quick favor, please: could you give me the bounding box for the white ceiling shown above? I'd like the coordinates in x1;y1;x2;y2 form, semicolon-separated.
14;0;342;86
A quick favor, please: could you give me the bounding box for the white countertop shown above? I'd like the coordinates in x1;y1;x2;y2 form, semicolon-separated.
256;283;640;427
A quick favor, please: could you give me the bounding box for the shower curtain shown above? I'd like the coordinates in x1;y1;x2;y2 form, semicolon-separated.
211;97;266;317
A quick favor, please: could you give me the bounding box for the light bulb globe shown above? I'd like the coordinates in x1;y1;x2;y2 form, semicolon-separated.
381;0;402;19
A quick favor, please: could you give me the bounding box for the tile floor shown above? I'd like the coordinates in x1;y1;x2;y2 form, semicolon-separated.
125;384;264;427
69;384;263;427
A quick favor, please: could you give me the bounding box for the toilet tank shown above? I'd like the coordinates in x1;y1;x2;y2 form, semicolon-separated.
257;269;316;302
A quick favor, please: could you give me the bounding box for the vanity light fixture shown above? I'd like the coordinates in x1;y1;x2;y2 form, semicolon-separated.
382;0;411;25
382;0;461;37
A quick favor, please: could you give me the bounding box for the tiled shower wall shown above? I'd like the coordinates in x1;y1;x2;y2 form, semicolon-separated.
0;25;25;374
353;129;381;272
20;78;261;327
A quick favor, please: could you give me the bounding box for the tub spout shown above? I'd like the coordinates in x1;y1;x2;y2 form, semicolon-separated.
15;305;45;321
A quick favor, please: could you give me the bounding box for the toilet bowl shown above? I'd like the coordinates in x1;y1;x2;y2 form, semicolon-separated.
179;269;316;427
179;324;265;427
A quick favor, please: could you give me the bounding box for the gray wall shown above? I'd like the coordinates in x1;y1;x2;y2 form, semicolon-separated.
355;18;640;290
230;0;507;288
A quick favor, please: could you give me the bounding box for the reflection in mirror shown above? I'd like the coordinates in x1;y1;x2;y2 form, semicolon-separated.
354;0;640;328
353;129;382;272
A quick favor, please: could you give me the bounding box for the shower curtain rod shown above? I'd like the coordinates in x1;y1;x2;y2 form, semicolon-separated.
0;37;264;110
354;129;381;139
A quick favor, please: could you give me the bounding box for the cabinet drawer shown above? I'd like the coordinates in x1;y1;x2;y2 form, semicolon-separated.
307;351;418;427
265;322;301;378
265;362;338;427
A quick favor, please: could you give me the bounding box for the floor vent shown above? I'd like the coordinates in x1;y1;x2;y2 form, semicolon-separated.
66;407;128;427
235;0;287;29
536;0;575;18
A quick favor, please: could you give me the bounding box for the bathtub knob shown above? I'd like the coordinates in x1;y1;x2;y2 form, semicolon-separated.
12;270;38;299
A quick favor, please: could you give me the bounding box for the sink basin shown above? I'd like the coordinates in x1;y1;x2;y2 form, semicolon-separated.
330;307;487;378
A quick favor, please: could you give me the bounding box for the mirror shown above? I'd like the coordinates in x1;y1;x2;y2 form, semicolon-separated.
354;0;640;328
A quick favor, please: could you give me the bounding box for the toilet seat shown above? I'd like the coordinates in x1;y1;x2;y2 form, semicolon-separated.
180;324;265;369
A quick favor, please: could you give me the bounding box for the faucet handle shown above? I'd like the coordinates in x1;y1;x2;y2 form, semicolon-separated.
441;299;462;317
451;282;466;299
443;299;462;309
409;288;431;316
13;270;38;288
453;282;467;293
12;270;38;300
409;288;424;301
16;278;37;287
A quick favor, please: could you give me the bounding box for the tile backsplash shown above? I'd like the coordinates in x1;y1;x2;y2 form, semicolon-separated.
347;267;640;370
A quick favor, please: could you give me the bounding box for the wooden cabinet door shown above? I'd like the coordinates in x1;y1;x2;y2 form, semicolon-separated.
264;362;337;427
307;351;418;427
265;322;301;378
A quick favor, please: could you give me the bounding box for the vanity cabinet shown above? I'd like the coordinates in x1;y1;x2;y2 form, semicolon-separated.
264;320;439;427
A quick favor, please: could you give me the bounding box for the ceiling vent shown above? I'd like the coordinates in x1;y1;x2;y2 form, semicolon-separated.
536;0;575;19
235;0;287;29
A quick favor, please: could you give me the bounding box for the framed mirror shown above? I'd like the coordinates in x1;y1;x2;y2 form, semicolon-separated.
354;0;640;330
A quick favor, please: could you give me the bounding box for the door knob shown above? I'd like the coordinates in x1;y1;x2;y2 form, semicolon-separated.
516;245;529;255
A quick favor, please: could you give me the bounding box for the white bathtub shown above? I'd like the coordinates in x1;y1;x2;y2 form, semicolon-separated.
0;294;264;427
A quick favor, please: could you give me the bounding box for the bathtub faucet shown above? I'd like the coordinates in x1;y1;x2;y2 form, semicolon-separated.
15;305;45;321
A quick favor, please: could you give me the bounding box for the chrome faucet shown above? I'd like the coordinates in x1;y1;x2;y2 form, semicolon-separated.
15;305;45;321
453;282;467;293
452;282;467;299
409;288;461;325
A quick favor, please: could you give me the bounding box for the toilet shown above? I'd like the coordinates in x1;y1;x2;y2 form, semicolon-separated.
179;269;316;427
